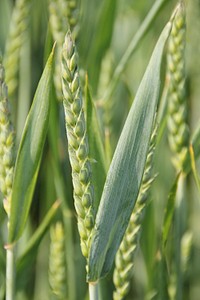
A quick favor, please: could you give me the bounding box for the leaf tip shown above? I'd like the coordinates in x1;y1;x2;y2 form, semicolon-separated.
53;199;61;210
52;41;57;55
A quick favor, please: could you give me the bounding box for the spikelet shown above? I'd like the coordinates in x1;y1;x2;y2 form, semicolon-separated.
3;0;31;98
49;222;67;299
61;31;95;259
49;0;79;101
0;57;15;217
113;126;157;300
167;3;190;173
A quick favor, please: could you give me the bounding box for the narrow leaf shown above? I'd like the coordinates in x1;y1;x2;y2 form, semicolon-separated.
85;76;107;211
8;48;54;243
16;200;60;288
88;22;172;281
162;174;180;249
103;0;169;101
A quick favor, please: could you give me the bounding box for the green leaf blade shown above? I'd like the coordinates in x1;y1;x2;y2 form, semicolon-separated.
8;49;54;244
16;200;60;288
88;22;172;282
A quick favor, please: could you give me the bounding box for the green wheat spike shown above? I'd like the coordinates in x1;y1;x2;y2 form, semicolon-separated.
49;222;67;299
49;0;67;101
98;50;114;130
97;50;114;164
3;0;31;98
49;0;79;43
49;0;67;46
61;31;95;259
113;126;157;300
0;56;15;217
167;2;190;173
49;0;79;102
64;0;80;38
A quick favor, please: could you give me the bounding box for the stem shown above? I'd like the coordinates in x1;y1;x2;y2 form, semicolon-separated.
6;245;15;300
103;0;169;102
89;282;99;300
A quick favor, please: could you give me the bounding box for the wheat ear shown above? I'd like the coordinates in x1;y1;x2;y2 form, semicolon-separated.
49;0;67;101
49;0;79;102
61;31;95;259
49;222;67;299
167;2;189;173
64;0;80;38
97;50;114;165
0;56;15;217
3;0;30;98
113;126;157;300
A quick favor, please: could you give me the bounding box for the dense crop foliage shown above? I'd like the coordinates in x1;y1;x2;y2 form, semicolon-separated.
0;0;200;299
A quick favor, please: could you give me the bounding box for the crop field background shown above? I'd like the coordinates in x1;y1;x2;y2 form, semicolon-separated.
0;0;200;299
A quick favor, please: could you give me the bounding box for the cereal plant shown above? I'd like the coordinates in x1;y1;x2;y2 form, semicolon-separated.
0;0;200;299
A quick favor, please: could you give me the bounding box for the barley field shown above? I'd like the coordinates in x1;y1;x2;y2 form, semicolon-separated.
0;0;200;299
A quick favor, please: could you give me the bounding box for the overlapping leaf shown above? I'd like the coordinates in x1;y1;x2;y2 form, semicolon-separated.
8;48;54;244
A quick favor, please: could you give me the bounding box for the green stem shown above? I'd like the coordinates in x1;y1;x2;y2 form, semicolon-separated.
89;282;99;300
103;0;169;102
6;245;15;300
